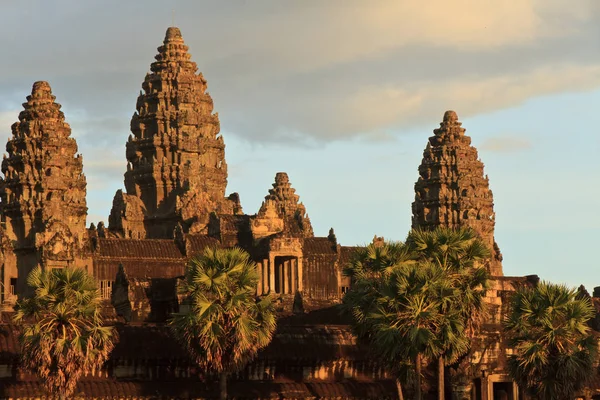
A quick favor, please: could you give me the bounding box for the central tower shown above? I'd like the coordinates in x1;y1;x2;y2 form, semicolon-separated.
412;111;503;275
109;27;241;239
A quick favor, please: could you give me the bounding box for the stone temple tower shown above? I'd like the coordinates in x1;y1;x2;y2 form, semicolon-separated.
0;81;89;295
252;172;314;239
109;27;241;239
412;111;503;275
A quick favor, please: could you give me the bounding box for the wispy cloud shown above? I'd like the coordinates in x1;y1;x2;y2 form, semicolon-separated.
0;0;599;146
480;136;533;153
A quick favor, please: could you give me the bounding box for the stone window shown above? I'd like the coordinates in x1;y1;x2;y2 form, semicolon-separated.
99;280;113;300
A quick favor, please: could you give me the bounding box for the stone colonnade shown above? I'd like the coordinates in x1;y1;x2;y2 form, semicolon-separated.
256;256;302;296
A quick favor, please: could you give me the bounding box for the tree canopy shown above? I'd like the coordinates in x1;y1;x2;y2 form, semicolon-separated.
169;247;277;400
504;281;597;399
14;267;116;399
343;227;491;400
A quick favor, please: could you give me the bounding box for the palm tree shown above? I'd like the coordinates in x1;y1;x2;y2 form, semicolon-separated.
343;240;450;400
344;240;415;280
343;241;418;399
169;247;277;400
13;267;116;399
406;227;491;400
503;281;597;400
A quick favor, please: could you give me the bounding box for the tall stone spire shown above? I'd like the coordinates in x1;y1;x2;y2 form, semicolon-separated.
252;172;313;239
0;81;87;254
412;111;502;275
109;27;239;239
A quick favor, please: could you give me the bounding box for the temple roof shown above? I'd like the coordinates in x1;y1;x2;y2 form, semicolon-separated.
303;237;337;256
339;246;359;267
186;234;221;256
97;238;183;259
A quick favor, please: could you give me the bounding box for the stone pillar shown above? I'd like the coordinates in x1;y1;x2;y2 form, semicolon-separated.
263;259;269;294
278;263;284;294
283;260;290;294
256;262;263;295
290;259;296;293
297;257;303;292
512;381;519;400
481;376;489;400
269;256;276;294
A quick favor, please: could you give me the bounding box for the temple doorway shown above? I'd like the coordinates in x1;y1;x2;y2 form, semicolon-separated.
273;256;299;294
493;382;514;400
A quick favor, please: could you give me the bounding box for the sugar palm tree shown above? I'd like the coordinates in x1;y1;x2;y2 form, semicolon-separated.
406;227;491;400
343;241;418;399
503;281;597;400
370;261;454;400
13;267;116;400
344;240;415;280
169;247;277;400
344;239;452;400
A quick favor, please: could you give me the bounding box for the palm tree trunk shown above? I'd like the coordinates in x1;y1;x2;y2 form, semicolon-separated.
415;353;422;400
438;356;444;400
219;372;228;400
395;377;405;400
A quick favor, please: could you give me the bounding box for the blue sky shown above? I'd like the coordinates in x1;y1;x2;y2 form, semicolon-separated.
0;1;599;288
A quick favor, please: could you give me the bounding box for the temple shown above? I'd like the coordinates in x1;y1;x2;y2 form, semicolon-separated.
109;26;239;239
0;27;598;400
0;81;90;299
412;110;503;275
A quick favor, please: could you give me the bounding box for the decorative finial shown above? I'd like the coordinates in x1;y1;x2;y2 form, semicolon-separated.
432;110;465;140
165;26;182;41
275;172;289;184
31;81;52;96
443;110;458;123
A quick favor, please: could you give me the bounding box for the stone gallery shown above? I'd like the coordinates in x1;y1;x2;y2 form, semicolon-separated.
0;27;595;399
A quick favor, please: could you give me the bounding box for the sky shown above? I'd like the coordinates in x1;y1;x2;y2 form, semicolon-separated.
0;0;599;288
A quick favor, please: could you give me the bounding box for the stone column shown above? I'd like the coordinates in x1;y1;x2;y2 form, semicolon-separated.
283;260;290;294
263;259;269;293
290;259;296;293
256;262;263;295
269;256;276;294
297;257;303;291
481;376;489;400
278;263;284;294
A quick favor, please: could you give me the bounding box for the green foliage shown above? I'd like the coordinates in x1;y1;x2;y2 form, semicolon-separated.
504;281;597;399
13;267;116;399
405;227;491;340
343;227;492;398
169;247;277;375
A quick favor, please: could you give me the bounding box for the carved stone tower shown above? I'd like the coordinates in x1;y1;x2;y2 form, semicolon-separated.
252;172;313;239
412;111;502;275
0;81;88;287
109;27;240;239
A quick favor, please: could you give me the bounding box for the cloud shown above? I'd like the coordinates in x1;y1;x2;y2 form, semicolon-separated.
480;137;533;153
0;0;599;147
222;62;600;143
